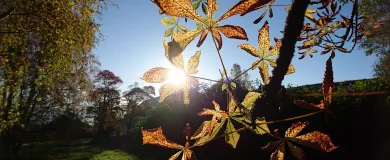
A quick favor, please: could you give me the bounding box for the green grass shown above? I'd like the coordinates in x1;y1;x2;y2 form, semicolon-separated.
2;139;138;160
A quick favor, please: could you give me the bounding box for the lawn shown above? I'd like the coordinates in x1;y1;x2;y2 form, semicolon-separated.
1;139;139;160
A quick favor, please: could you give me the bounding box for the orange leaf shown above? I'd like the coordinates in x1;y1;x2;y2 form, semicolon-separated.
196;30;209;47
218;0;272;22
191;121;211;140
294;100;325;110
258;21;270;52
292;131;338;152
152;0;202;22
141;67;171;83
323;56;333;104
217;25;248;40
141;127;183;149
211;28;223;50
285;121;309;138
207;0;217;19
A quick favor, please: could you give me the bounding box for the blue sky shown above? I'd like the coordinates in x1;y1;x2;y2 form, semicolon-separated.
92;0;377;93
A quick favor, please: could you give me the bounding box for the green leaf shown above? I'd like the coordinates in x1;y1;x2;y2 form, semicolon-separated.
164;27;175;37
230;82;236;89
225;119;240;148
222;84;227;91
192;1;201;10
201;3;208;15
161;17;174;26
194;118;226;147
241;92;261;110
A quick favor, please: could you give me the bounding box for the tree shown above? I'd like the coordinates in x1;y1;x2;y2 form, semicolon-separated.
0;0;108;155
359;0;390;81
89;70;123;136
230;63;254;91
122;83;155;135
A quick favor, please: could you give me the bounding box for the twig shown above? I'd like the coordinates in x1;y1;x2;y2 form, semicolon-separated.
232;60;261;81
186;75;220;83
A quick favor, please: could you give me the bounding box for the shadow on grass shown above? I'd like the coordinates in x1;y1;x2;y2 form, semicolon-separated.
1;138;139;160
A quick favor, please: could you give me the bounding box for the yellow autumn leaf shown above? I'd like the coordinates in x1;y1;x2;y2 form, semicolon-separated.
191;121;211;140
187;51;201;74
266;38;281;57
141;127;183;149
225;119;240;148
285;7;316;20
161;17;174;26
241;92;261;110
258;21;270;52
170;53;185;71
141;67;171;83
194;119;226;147
286;64;296;75
159;83;177;103
153;0;202;22
239;44;262;58
172;29;203;52
169;150;183;160
207;0;217;19
218;0;272;22
258;60;269;84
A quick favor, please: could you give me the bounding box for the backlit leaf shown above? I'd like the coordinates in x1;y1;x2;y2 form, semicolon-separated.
239;44;262;58
228;95;236;113
285;121;309;138
159;83;177;103
286;64;296;75
141;67;171;83
183;149;193;160
218;0;272;22
169;150;183;160
165;27;175;37
201;2;208;15
211;28;223;50
292;131;338;152
194;118;226;146
251;59;261;70
323;57;333;104
230;82;236;89
196;30;208;47
141;127;183;149
258;21;270;52
287;142;306;160
259;61;269;84
217;25;248;40
207;0;217;19
171;53;185;71
172;29;202;52
191;121;211;140
270;141;285;160
153;0;202;22
187;51;201;74
267;38;281;57
161;17;174;26
192;1;201;10
241;92;261;110
179;25;187;32
225;119;240;148
294;100;325;110
254;117;270;135
253;8;268;24
221;83;227;91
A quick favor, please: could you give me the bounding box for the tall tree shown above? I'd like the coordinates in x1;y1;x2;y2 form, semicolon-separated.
230;63;254;91
0;0;109;155
89;70;123;136
359;0;390;81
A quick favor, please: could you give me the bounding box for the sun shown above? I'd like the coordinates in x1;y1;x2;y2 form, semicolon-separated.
167;68;186;85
